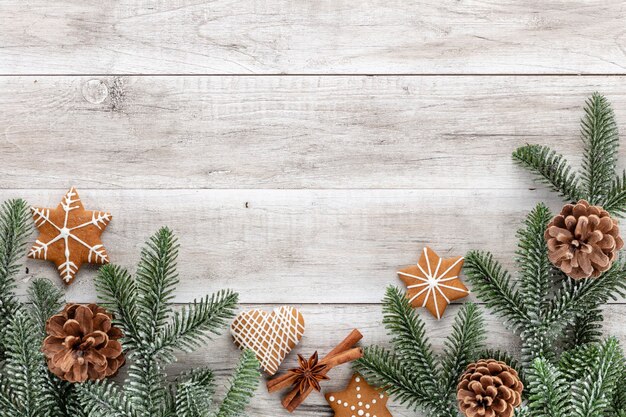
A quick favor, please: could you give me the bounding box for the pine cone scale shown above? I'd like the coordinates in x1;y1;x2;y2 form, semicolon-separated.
42;303;125;383
457;359;523;417
545;200;623;279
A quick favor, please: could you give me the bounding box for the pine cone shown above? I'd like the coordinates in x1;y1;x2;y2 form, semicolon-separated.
545;200;623;280
457;359;523;417
42;303;125;383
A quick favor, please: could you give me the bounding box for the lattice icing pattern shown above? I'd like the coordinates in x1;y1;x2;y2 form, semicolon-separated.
28;187;112;285
230;306;305;375
325;373;393;417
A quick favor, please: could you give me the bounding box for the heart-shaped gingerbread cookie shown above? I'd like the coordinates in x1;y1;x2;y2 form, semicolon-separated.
230;306;305;375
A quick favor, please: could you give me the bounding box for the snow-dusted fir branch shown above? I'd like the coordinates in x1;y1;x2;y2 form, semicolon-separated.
354;286;485;417
78;227;260;417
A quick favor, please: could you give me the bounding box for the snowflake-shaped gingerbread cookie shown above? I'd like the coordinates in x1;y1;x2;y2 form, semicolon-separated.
28;187;112;285
397;246;469;319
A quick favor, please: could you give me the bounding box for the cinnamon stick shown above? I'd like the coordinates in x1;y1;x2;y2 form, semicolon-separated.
283;330;364;412
267;372;300;393
320;347;363;368
325;329;363;358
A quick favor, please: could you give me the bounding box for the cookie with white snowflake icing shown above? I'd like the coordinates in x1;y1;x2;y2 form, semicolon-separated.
230;306;305;375
397;246;469;319
28;187;112;285
325;373;393;417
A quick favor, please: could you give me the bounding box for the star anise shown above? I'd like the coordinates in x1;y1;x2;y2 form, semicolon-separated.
288;351;330;394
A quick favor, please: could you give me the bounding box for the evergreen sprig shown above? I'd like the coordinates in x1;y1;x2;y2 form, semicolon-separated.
526;338;625;417
78;227;260;417
0;199;81;417
354;286;484;417
0;198;31;359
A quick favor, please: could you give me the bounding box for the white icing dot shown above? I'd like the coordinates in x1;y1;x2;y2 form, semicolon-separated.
358;411;364;416
366;414;370;417
351;406;355;410
329;396;335;402
343;402;348;407
372;399;377;404
337;400;342;404
358;402;363;406
366;404;370;409
379;394;384;399
357;394;362;399
356;387;361;391
355;377;361;382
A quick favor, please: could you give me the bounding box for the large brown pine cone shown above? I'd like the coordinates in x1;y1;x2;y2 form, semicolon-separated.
42;303;125;383
457;359;523;417
545;200;623;280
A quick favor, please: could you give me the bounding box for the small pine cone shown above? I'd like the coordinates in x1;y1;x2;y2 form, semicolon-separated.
42;303;125;383
457;359;523;417
545;199;623;280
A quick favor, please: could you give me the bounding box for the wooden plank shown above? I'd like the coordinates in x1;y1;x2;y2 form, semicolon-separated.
110;303;626;417
2;1;626;74
4;187;619;304
2;76;626;189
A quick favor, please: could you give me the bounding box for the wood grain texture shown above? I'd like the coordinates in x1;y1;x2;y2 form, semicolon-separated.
2;76;626;189
5;187;624;305
2;1;626;75
5;2;626;415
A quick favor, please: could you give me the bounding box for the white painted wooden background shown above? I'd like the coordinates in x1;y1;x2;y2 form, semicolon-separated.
2;1;626;416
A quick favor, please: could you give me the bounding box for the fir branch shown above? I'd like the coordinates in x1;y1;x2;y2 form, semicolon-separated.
516;203;553;317
175;381;212;417
570;338;624;417
124;358;168;416
381;286;442;394
136;227;179;344
580;92;619;205
4;310;55;417
27;278;64;339
213;349;260;417
174;367;217;417
527;358;570;417
565;307;604;348
95;264;142;352
0;199;31;357
0;377;19;415
0;198;31;298
603;170;626;217
78;381;137;417
153;290;238;361
355;346;456;417
440;302;485;398
464;251;530;330
544;262;626;333
558;343;601;384
512;144;582;201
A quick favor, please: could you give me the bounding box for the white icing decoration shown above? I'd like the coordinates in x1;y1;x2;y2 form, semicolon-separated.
328;375;389;417
29;188;111;283
398;247;467;319
230;306;305;375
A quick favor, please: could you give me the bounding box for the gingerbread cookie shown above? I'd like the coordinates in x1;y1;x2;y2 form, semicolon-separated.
397;246;469;319
28;187;112;285
325;373;393;417
230;306;305;375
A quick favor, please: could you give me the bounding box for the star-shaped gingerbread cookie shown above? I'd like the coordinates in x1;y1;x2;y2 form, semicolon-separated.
325;373;393;417
28;187;112;285
397;246;469;319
